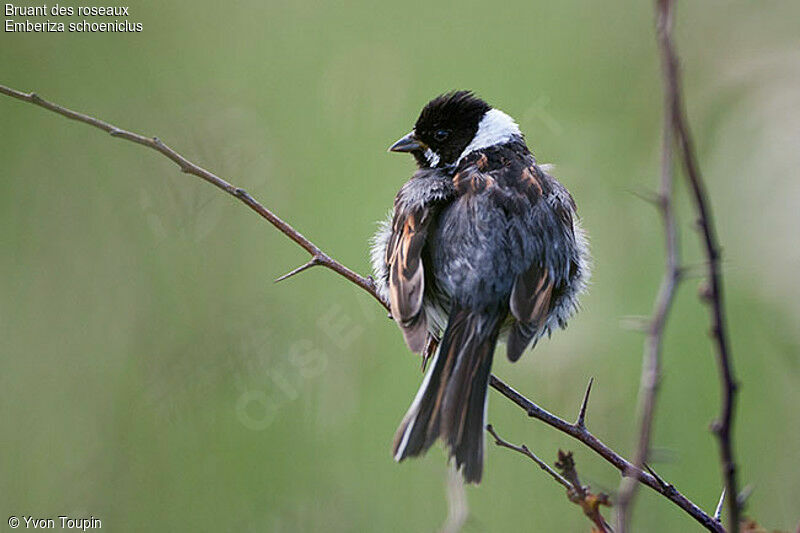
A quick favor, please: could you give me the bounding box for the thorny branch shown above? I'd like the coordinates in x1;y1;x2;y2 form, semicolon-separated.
0;85;384;311
489;378;724;532
487;425;612;532
0;84;722;532
655;0;741;530
615;0;684;528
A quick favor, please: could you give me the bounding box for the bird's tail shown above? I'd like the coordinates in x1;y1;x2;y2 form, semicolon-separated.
392;307;501;483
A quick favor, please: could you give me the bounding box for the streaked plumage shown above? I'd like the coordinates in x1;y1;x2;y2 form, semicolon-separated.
373;91;590;483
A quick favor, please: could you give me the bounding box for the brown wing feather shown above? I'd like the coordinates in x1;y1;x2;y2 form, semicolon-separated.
506;164;577;361
508;164;557;330
386;209;430;353
510;265;554;327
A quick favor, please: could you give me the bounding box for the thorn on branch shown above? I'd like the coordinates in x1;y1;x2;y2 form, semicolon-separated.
274;256;322;283
736;485;753;508
628;188;663;208
714;487;726;522
109;128;122;137
576;377;594;428
644;463;671;492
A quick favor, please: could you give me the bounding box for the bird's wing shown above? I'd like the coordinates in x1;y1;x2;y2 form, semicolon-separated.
386;204;433;353
383;170;455;353
509;261;554;329
511;164;577;320
506;163;580;360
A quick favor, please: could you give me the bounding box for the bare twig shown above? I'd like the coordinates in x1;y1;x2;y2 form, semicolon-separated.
554;450;614;533
615;2;684;528
0;83;722;533
655;1;741;530
0;84;385;311
488;425;612;532
486;424;572;491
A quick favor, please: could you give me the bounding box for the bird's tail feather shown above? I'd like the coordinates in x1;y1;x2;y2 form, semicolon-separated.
392;307;501;483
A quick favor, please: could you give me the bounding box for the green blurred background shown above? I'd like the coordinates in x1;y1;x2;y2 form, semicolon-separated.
2;1;798;531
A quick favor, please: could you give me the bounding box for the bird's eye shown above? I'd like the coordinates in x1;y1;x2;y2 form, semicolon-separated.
433;129;450;142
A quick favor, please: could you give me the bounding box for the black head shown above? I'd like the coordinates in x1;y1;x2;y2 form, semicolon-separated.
389;91;492;168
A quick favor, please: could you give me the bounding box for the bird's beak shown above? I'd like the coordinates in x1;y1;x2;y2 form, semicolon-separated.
388;131;423;153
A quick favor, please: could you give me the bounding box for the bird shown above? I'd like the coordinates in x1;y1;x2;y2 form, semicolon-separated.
371;91;590;483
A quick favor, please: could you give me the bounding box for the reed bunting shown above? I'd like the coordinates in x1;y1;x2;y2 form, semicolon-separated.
371;91;590;482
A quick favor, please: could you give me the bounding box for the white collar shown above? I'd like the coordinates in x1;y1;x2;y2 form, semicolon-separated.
456;108;521;165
